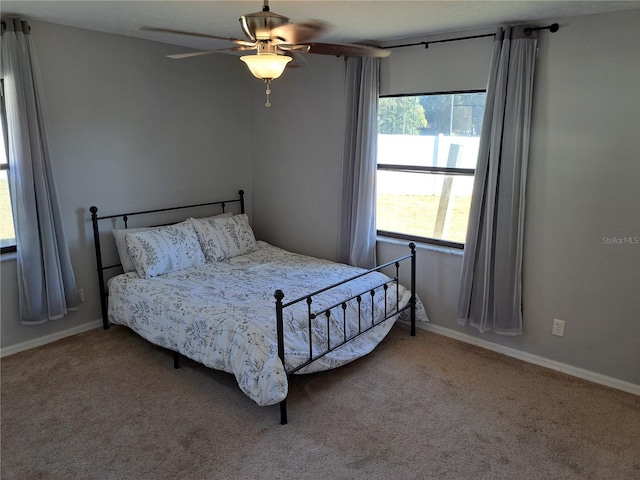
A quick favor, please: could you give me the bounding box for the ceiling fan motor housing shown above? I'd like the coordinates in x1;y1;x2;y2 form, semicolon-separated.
240;11;292;42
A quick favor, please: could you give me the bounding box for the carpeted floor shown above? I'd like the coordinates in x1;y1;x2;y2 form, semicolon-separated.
1;323;639;479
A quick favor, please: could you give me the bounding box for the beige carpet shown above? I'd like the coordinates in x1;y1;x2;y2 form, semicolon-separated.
1;323;639;479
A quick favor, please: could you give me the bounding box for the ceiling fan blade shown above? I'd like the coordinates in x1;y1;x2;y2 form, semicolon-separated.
305;42;391;58
277;44;311;53
166;46;251;60
270;20;328;45
136;25;256;47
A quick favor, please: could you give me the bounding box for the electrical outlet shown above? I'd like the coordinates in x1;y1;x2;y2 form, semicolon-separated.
78;288;86;303
552;318;565;337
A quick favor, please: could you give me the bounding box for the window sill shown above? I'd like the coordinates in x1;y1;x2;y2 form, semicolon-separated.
376;235;464;257
1;251;17;262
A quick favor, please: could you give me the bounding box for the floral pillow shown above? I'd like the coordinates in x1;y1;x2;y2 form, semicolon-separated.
125;220;206;278
195;211;233;222
113;226;160;273
113;212;230;273
190;213;256;262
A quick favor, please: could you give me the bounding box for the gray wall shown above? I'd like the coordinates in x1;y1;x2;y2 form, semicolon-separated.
249;53;347;262
252;10;640;387
2;10;638;389
1;21;251;348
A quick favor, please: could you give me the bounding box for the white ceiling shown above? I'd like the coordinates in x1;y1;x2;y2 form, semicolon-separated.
3;0;639;53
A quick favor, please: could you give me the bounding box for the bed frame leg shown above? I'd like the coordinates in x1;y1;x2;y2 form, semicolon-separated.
409;242;416;336
280;399;288;425
90;206;110;330
275;290;288;424
173;351;180;369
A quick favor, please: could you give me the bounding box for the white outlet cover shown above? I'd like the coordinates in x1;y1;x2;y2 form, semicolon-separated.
552;319;565;337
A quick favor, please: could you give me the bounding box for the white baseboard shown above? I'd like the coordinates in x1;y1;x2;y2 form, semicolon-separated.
417;322;640;396
3;319;638;396
0;319;103;358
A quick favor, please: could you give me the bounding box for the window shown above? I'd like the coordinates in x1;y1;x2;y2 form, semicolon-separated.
0;80;16;253
376;91;486;248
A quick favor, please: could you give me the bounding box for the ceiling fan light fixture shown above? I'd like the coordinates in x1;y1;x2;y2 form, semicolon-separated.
147;1;390;107
240;53;292;80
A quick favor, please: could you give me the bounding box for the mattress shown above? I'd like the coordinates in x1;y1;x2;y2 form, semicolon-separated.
108;241;414;406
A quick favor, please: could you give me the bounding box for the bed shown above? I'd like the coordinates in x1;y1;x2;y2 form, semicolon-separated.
91;190;423;424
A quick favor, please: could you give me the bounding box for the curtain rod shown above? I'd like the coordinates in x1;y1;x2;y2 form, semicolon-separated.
384;23;559;50
524;23;559;35
1;20;32;32
1;19;32;27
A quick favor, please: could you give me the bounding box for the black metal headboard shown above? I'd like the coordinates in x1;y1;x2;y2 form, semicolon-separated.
90;189;245;330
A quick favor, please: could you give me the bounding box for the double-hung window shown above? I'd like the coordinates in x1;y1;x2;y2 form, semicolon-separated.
376;91;486;248
0;80;17;254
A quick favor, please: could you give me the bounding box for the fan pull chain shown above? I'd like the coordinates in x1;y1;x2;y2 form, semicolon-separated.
264;79;272;107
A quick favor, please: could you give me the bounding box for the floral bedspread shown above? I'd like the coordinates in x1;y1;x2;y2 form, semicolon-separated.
108;241;421;406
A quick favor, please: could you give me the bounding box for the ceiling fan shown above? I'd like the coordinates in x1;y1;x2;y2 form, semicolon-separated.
138;0;390;106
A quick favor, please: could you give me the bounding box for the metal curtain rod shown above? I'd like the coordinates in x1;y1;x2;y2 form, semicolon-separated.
385;23;559;49
1;20;32;31
524;23;559;36
385;32;494;49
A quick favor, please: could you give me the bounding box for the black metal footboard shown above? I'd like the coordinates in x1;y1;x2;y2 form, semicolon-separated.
274;243;416;424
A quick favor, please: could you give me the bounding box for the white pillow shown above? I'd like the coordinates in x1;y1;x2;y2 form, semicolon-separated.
190;213;256;262
125;220;206;278
112;212;232;272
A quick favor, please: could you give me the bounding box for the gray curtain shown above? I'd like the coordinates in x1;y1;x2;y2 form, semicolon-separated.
1;18;80;324
337;57;380;269
457;26;538;335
